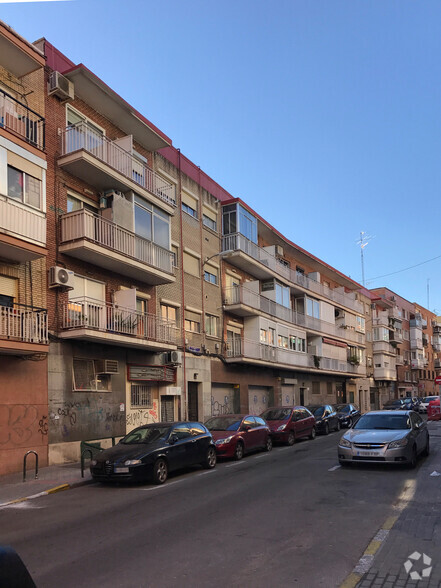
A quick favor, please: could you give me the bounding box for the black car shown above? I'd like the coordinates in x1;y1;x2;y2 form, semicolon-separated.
382;399;406;411
90;422;216;484
305;404;340;435
334;403;361;428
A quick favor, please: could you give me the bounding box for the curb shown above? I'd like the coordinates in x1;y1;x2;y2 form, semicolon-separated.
339;515;399;588
0;478;93;509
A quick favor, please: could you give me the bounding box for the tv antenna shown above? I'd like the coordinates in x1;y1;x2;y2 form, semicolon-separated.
356;231;374;286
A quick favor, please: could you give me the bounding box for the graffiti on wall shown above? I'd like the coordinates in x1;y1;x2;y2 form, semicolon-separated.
211;395;231;416
0;405;48;446
126;401;159;429
50;397;125;438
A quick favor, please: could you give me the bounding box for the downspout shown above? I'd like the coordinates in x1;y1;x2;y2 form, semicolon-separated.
199;167;205;350
178;149;187;419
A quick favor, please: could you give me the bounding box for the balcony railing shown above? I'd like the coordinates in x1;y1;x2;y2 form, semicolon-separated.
62;297;179;345
0;193;46;247
223;286;365;345
60;122;176;207
222;233;363;313
0;89;45;150
60;209;174;275
0;303;48;344
225;337;365;374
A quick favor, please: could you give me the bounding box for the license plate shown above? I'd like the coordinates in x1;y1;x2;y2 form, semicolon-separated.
114;467;129;473
357;451;380;457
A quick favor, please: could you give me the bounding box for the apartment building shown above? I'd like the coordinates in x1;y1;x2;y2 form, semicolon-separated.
0;22;48;474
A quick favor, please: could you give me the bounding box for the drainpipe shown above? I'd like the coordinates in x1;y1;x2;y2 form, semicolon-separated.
178;149;187;419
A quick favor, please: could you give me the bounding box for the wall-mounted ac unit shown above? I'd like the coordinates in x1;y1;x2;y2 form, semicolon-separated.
275;245;284;257
48;71;74;100
49;266;74;289
335;309;345;319
168;350;182;365
96;359;119;374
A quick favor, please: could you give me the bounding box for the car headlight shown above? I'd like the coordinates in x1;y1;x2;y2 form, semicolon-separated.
276;424;286;432
339;437;351;448
91;459;97;466
388;438;408;449
124;459;142;465
215;436;233;445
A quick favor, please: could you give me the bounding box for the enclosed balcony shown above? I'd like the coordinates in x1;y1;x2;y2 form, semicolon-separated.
58;122;176;210
0;89;45;150
0;194;46;261
411;358;424;369
221;234;363;313
373;367;396;380
59;209;175;285
373;340;395;355
59;297;179;351
0;303;48;355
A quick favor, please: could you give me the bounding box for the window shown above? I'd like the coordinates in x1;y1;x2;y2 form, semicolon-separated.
204;268;218;285
278;335;289;349
312;381;320;394
260;329;267;343
289;335;306;352
356;316;365;333
73;359;110;391
182;202;197;217
205;314;219;337
275;282;290;308
373;327;389;342
66;193;96;213
183;252;200;277
185;310;201;333
134;195;170;249
161;303;178;325
182;192;198;218
131;384;152;407
171;245;179;268
7;166;41;209
203;206;217;231
306;297;320;319
222;203;257;243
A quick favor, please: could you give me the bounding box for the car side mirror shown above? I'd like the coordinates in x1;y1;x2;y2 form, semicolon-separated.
169;434;178;444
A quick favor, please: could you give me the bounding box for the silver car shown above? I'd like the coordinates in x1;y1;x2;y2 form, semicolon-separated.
338;410;429;468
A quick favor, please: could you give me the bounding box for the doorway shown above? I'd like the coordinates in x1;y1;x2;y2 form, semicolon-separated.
299;387;306;406
161;396;174;422
188;382;199;421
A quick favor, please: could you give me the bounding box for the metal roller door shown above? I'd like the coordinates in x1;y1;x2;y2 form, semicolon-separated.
248;386;273;415
211;384;239;416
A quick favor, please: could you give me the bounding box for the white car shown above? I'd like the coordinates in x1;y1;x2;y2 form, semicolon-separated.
418;396;439;413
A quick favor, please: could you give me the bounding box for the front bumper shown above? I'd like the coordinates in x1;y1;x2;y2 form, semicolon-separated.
338;444;412;464
90;462;152;481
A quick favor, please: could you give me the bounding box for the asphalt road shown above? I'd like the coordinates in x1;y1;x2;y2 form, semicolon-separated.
1;430;429;588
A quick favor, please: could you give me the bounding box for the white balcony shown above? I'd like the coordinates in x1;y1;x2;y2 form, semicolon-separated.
58;122;176;210
373;340;395;355
59;209;175;285
221;234;363;314
59;297;179;351
411;358;424;369
374;367;396;380
0;194;46;261
223;286;365;345
0;304;48;355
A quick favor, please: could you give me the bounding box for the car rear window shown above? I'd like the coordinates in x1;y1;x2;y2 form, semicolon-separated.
261;408;291;421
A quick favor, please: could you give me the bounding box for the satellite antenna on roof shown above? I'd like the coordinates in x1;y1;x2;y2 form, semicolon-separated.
356;231;374;287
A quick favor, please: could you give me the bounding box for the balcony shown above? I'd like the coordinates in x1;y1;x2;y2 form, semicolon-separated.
223;286;365;345
225;338;366;376
59;209;175;285
0;303;48;355
59;297;179;351
410;338;423;350
390;330;403;344
0;194;47;261
221;234;363;313
0;89;45;150
373;367;396;380
58;122;176;210
435;359;441;369
411;358;424;370
373;340;395;355
395;355;404;366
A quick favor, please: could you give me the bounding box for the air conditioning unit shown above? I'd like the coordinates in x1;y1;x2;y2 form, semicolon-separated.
48;71;74;100
275;245;284;257
49;266;74;289
335;309;345;319
96;359;119;374
169;350;182;365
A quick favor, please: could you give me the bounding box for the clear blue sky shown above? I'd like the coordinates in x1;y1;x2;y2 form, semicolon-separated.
2;0;441;311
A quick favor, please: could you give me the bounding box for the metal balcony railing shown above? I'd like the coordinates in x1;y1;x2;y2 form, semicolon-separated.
0;89;45;149
60;122;176;206
223;286;365;345
62;297;179;345
0;303;48;344
222;233;363;313
60;209;174;275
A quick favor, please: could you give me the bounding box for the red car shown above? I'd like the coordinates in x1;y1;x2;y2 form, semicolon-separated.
261;406;316;445
205;414;272;460
428;397;440;421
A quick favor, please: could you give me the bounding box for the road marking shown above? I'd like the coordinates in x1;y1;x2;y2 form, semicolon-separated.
141;479;184;491
253;453;270;459
196;470;217;476
225;462;245;468
328;465;341;472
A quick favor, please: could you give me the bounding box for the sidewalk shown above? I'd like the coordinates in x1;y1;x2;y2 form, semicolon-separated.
0;462;93;508
354;421;441;588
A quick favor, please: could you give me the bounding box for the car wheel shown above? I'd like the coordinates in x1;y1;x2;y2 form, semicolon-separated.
287;431;296;446
153;458;168;484
264;436;273;452
324;423;329;435
335;420;341;432
203;447;217;469
422;437;430;457
234;441;244;461
309;427;316;440
409;446;418;469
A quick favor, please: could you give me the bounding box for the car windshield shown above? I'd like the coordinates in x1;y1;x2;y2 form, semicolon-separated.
307;406;325;417
205;416;242;431
261;408;291;421
335;404;350;413
121;426;171;444
353;414;411;431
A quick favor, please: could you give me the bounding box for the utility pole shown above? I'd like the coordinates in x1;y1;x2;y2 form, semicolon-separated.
356;231;374;287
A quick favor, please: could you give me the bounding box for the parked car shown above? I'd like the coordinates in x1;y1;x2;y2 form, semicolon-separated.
382;399;405;410
418;396;439;414
402;397;420;412
90;422;216;484
338;410;429;468
334;404;361;428
205;414;272;460
260;406;316;445
427;398;440;421
305;404;340;434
